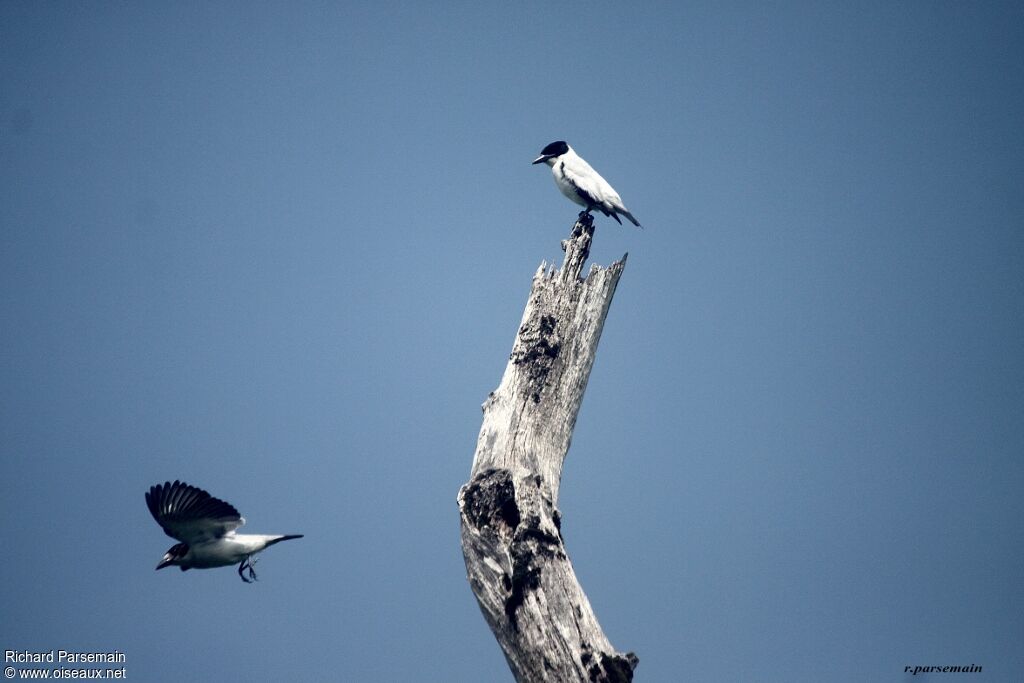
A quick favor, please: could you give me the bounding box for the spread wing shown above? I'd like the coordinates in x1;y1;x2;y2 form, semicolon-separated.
145;480;245;544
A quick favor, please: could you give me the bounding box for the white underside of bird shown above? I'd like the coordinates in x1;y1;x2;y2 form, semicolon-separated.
168;533;296;569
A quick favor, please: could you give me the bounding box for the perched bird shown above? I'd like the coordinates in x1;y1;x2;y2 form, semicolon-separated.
532;140;641;227
146;480;302;583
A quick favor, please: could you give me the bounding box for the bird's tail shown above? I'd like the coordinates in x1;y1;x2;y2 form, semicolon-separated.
620;209;642;228
266;534;304;547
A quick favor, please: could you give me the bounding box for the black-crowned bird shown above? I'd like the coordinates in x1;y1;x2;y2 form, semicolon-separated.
146;480;302;583
532;140;641;227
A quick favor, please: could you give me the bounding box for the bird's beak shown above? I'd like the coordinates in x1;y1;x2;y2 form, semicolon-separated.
156;555;174;570
531;155;548;165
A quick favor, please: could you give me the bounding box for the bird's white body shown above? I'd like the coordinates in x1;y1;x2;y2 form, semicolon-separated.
176;533;296;569
533;141;640;227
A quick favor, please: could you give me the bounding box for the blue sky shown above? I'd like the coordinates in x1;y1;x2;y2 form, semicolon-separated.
1;2;1022;681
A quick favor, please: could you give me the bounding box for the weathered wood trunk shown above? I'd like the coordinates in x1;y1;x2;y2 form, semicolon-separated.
458;213;637;682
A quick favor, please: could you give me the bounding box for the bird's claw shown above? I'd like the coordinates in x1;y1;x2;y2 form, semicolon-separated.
576;210;594;225
238;556;258;583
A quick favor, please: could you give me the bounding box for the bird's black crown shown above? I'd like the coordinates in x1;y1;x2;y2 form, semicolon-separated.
539;140;569;157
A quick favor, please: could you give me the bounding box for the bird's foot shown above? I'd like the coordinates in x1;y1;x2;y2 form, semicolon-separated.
238;556;258;583
576;210;595;227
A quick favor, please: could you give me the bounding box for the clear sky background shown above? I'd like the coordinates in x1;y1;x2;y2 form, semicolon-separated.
2;2;1022;682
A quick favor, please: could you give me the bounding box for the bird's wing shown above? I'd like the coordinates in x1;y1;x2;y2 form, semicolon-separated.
562;155;622;208
146;480;245;544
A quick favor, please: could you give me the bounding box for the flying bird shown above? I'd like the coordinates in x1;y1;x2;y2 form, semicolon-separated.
146;480;302;583
532;141;641;227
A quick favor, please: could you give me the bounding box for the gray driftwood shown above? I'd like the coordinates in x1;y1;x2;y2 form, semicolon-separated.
458;213;637;682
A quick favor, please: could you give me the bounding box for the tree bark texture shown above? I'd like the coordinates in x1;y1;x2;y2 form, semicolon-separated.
458;213;638;682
